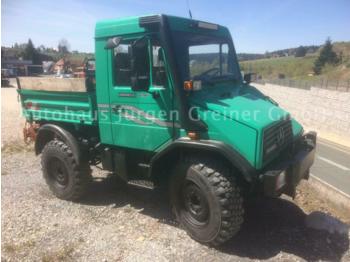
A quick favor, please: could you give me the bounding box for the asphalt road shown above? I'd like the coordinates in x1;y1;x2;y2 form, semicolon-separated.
311;138;350;196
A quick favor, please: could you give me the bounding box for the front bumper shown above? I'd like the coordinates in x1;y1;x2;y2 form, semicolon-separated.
261;131;317;198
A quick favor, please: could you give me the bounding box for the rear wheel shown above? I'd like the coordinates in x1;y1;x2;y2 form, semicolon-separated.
170;158;244;245
41;140;91;200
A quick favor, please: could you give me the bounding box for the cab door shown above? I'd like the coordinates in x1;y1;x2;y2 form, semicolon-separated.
107;36;174;151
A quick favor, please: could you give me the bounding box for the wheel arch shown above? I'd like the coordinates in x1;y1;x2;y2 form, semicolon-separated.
150;139;257;185
35;124;81;164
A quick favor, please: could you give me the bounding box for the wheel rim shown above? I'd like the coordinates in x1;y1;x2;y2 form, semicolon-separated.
48;157;69;188
182;181;210;225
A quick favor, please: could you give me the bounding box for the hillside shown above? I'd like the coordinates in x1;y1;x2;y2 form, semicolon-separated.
239;42;350;81
1;45;94;64
238;45;320;61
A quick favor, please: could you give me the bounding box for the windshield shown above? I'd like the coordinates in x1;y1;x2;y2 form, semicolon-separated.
171;31;241;84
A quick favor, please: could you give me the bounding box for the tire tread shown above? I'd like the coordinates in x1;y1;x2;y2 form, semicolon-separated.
41;140;91;200
175;156;244;245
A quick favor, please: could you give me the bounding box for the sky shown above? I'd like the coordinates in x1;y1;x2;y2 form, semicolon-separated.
2;0;350;53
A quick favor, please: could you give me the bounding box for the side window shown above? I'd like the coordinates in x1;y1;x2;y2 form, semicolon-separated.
151;45;166;86
113;43;132;86
112;38;160;88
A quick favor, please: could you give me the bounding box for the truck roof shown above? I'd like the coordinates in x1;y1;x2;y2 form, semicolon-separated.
95;14;229;39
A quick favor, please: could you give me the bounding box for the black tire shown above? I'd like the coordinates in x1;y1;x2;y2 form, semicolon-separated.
41;140;91;200
170;158;244;245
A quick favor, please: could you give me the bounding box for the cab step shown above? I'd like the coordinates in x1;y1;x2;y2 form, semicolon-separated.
127;180;155;190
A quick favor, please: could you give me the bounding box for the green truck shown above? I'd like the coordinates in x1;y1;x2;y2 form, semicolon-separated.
17;14;316;245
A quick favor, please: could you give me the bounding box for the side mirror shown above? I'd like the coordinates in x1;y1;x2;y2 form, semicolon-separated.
105;37;122;49
243;73;254;84
130;37;150;92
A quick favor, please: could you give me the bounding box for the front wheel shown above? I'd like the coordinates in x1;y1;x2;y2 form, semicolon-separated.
41;140;91;200
170;158;244;245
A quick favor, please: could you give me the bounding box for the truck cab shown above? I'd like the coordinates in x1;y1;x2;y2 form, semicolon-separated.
18;14;316;245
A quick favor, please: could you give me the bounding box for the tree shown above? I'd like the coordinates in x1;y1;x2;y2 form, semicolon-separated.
313;38;339;74
38;45;46;52
23;39;35;59
318;38;338;65
295;46;306;57
313;59;323;75
58;38;70;55
23;39;41;64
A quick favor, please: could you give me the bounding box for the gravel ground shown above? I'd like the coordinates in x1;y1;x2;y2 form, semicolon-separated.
1;151;350;261
2;87;350;261
1;86;27;153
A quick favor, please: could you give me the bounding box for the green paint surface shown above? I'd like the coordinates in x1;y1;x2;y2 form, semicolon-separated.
19;15;304;170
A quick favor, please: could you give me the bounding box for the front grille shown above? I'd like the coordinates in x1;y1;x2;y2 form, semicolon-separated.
263;119;293;162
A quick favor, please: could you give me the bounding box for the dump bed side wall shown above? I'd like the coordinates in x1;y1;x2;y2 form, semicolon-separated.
18;77;86;92
18;89;97;125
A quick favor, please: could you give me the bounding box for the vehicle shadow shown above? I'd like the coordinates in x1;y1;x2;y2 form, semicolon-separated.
80;175;349;261
81;175;176;225
219;198;349;261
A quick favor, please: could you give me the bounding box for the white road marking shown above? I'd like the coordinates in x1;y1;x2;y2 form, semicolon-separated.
317;156;350;171
318;139;350;155
310;173;350;199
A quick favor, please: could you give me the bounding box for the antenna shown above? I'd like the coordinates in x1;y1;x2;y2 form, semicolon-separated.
186;0;193;19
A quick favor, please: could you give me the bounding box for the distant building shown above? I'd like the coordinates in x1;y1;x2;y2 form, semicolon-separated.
1;57;33;76
42;61;55;74
54;58;70;74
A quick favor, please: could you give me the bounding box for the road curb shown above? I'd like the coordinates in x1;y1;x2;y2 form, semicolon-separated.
309;174;350;209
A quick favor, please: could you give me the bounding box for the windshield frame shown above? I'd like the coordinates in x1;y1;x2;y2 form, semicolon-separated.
170;30;242;85
144;15;241;131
